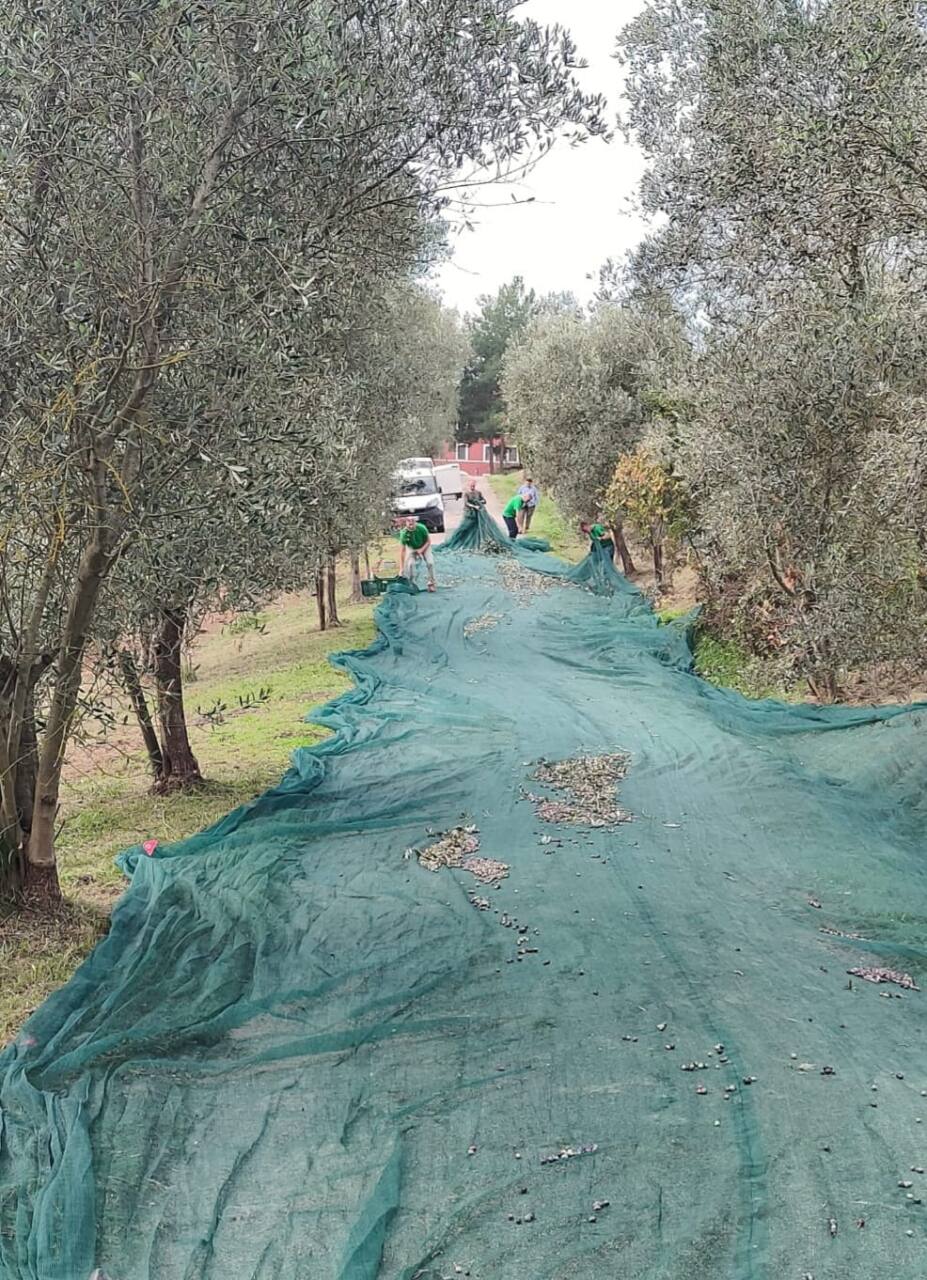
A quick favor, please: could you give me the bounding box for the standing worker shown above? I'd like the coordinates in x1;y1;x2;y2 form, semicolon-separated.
502;491;527;539
580;519;616;563
398;516;437;591
517;476;539;531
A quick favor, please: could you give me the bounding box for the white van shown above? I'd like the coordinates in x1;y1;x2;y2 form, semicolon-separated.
433;462;464;503
392;467;447;532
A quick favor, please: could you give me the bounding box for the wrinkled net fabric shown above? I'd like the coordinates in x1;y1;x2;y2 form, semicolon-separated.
443;501;552;555
1;511;926;1280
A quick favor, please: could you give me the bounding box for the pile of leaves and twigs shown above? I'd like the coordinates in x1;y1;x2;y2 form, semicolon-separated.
407;825;509;884
848;966;919;991
497;557;556;605
525;753;631;828
463;613;503;639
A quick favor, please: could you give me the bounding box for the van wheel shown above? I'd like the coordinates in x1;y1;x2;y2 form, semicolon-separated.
436;520;445;533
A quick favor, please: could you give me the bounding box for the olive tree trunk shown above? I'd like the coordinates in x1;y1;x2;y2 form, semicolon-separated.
118;649;164;779
651;516;666;590
151;607;203;792
315;571;328;631
0;662;46;897
28;534;114;899
326;555;341;626
613;519;636;576
349;555;363;604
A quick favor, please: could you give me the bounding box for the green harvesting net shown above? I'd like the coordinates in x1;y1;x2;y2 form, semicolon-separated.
1;512;926;1280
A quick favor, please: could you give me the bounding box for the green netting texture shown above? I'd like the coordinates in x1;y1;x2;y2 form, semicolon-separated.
1;512;926;1280
443;503;551;555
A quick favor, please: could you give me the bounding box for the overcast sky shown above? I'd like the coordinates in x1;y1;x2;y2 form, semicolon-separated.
433;0;647;315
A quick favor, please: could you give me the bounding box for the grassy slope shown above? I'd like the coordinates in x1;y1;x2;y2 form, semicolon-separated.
1;592;376;1045
659;610;795;701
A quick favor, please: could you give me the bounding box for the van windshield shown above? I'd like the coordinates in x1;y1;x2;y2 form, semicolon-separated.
397;476;438;497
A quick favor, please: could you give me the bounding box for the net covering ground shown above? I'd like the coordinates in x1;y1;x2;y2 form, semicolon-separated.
1;508;926;1280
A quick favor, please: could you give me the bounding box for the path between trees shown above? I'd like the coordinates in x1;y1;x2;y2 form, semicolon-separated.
1;531;924;1279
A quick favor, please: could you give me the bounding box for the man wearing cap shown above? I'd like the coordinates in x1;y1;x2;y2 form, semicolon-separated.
517;477;539;531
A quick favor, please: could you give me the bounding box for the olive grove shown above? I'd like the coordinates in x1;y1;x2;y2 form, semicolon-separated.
502;299;691;574
617;0;927;697
504;0;927;698
0;0;607;897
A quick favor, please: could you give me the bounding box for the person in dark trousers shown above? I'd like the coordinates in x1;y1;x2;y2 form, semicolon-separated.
502;492;526;538
580;519;616;562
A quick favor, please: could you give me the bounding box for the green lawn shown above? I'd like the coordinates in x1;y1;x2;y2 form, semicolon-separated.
488;472;586;561
1;592;376;1045
659;608;797;701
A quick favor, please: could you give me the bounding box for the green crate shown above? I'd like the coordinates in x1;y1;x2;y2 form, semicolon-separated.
360;576;400;598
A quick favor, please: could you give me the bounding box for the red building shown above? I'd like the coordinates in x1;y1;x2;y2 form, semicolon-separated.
436;437;521;477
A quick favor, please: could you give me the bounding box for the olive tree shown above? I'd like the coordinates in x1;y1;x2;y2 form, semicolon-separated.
502;300;690;571
0;0;606;896
675;279;927;698
617;0;927;694
618;0;927;299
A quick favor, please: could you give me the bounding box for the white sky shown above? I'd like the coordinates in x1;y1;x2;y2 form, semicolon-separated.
434;0;647;315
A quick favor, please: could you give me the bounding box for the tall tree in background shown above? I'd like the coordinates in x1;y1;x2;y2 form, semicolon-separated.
457;277;539;448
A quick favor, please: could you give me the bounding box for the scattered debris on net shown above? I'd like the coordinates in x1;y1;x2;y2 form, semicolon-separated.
463;613;503;639
410;826;509;885
539;1143;598;1166
480;540;507;556
525;753;631;828
414;826;480;871
848;966;919;991
497;557;556;605
465;856;510;883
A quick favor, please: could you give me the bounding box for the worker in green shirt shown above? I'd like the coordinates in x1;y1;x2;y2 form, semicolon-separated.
580;519;616;563
502;493;526;539
397;517;437;591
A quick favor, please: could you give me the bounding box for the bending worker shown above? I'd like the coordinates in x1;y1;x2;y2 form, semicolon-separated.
398;516;437;591
580;519;616;563
502;491;527;539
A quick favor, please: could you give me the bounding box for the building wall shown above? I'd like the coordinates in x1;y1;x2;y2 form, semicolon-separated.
436;440;520;477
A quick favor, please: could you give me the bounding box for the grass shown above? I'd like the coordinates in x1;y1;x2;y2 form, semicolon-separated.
488;472;587;561
689;631;797;701
657;605;694;624
1;589;377;1046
